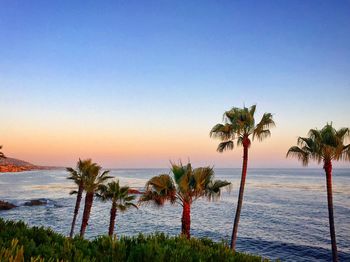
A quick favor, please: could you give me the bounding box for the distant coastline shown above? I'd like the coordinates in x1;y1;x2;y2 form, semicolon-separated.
0;157;60;173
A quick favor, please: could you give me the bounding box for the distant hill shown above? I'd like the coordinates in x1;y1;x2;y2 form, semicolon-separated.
0;157;58;173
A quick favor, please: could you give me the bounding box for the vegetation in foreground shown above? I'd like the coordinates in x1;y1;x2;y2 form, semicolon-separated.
0;219;264;262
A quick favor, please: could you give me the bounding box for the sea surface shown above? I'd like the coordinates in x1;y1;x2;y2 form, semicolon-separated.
0;168;349;261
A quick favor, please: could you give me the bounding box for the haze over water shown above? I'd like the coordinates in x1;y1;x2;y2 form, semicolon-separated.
0;168;349;261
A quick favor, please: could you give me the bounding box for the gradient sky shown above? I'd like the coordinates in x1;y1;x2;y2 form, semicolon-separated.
0;1;349;168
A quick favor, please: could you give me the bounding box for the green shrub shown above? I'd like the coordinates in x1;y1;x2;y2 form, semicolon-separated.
0;218;265;261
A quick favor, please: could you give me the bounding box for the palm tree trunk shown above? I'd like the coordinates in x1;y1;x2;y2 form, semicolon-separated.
230;143;249;250
80;192;94;238
108;201;117;237
181;200;191;239
69;184;83;238
324;160;338;262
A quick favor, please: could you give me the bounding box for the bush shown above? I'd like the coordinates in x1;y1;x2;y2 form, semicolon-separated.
0;218;265;261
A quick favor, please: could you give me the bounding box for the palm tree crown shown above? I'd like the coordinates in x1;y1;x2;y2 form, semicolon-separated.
287;123;350;166
98;180;138;211
210;105;275;151
67;158;93;194
140;162;230;206
82;164;111;193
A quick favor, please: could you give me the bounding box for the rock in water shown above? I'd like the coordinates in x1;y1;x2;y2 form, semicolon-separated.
24;199;47;206
0;200;17;210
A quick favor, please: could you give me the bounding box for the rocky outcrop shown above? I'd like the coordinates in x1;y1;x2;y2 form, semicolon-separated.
0;157;57;173
0;165;39;172
0;200;17;210
24;199;47;206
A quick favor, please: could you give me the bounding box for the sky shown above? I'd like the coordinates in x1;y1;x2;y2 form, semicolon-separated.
0;1;349;168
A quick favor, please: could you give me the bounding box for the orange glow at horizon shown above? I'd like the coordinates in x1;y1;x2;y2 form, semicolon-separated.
1;122;302;168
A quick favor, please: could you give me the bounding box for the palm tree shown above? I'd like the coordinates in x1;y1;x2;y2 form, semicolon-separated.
287;123;350;262
140;162;230;239
79;164;111;238
0;145;6;159
97;180;138;237
210;105;275;250
66;158;93;238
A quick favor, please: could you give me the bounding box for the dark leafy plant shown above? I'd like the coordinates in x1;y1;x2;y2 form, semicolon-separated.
0;218;263;261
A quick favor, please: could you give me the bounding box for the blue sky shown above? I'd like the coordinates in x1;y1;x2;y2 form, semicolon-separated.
0;1;349;167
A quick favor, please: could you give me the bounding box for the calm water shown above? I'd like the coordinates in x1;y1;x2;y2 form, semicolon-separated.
0;168;349;261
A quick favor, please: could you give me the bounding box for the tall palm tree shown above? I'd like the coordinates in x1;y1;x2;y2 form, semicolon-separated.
210;105;275;250
66;158;93;238
287;123;350;262
97;180;138;236
79;164;111;238
0;145;6;159
140;162;230;239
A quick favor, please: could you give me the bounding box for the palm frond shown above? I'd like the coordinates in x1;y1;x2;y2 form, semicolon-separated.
253;113;275;141
343;144;350;161
336;127;349;138
140;174;176;206
206;180;231;201
217;141;234;153
191;167;214;197
286;146;310;166
211;105;274;151
209;123;234;140
170;162;186;185
249;104;256;117
253;129;271;141
97;179;138;213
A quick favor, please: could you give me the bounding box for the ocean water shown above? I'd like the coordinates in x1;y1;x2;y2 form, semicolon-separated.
0;168;349;261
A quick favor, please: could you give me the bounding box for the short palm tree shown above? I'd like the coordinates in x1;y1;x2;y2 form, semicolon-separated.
66;158;93;238
287;123;350;262
140;162;230;239
97;180;138;237
79;164;111;238
0;145;5;159
210;105;275;250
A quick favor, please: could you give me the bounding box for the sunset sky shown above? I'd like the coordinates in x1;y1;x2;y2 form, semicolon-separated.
0;1;349;168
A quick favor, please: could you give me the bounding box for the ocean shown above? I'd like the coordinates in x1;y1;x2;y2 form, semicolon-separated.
0;168;349;261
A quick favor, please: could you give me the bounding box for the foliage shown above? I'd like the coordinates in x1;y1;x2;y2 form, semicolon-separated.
139;162;231;206
287;123;350;166
0;218;264;262
66;159;95;194
210;105;275;152
80;164;112;194
97;180;137;211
